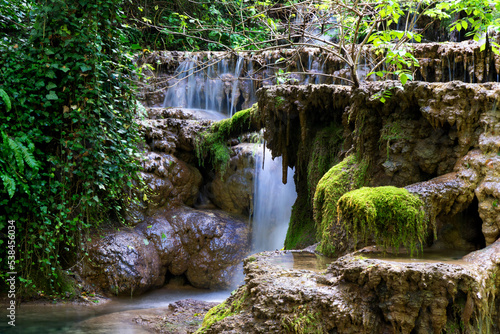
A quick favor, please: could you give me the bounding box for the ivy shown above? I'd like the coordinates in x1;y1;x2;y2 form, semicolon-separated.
0;0;143;297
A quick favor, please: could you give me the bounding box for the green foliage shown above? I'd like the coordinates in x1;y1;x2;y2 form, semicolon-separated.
436;0;500;53
196;288;248;333
281;306;324;334
0;131;39;199
0;88;11;111
195;104;257;176
337;186;427;255
379;121;408;160
0;0;142;297
313;155;368;256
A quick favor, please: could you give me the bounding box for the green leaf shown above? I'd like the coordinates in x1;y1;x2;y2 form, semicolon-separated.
80;64;92;72
143;239;149;246
1;174;16;198
161;232;167;240
46;82;57;90
46;91;58;100
131;44;142;50
400;73;408;85
45;70;56;78
0;89;11;112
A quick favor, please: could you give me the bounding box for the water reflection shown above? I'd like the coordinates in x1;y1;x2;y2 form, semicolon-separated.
267;252;332;272
361;248;470;265
0;283;230;334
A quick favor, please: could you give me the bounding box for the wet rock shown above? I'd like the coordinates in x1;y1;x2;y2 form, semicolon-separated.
200;246;500;333
132;299;219;334
140;152;202;210
207;143;257;215
160;207;250;289
79;206;250;295
79;229;165;296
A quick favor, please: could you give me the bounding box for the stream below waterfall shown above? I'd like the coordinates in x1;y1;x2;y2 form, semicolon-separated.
0;283;230;333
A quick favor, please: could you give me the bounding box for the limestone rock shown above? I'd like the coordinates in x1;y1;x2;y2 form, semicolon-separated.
207;143;257;215
200;246;500;333
79;206;250;295
78;229;164;296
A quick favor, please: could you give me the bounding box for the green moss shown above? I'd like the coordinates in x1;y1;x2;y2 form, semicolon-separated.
281;306;324;334
196;288;248;333
212;104;254;136
338;186;426;255
284;124;343;250
195;104;258;176
313;155;368;256
275;96;285;108
284;194;316;249
307;124;343;200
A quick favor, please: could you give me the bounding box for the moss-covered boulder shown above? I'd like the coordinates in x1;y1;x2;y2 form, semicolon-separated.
195;104;262;176
313;155;368;256
196;287;249;333
338;186;427;255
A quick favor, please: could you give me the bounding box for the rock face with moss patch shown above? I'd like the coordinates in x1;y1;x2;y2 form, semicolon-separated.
337;186;426;255
198;246;500;333
258;81;500;259
313;155;368;256
207;143;257;215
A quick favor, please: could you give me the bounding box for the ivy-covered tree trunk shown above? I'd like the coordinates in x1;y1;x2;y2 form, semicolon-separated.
0;0;142;296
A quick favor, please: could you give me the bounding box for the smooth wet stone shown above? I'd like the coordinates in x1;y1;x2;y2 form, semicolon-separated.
78;206;250;295
207;143;257;215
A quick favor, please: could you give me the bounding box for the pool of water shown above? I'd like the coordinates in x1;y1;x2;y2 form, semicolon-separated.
0;283;230;334
361;248;470;265
267;252;333;272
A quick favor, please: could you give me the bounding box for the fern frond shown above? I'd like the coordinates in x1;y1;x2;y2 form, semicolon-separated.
0;89;11;112
7;137;24;173
1;131;8;151
18;141;39;171
1;174;16;198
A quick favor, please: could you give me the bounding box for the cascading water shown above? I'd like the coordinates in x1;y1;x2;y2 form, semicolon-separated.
252;146;297;252
229;56;244;116
163;55;245;116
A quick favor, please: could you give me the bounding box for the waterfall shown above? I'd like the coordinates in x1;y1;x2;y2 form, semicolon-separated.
229;56;244;116
163;55;245;116
252;146;297;252
163;56;199;109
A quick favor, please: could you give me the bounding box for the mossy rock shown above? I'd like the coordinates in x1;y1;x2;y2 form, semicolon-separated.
338;186;426;255
195;104;261;176
196;287;248;333
313;155;368;256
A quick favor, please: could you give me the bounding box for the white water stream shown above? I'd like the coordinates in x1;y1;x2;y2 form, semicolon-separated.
252;146;297;252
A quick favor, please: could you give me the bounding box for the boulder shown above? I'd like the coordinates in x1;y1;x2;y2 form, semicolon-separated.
207;143;257;215
78;206;250;295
